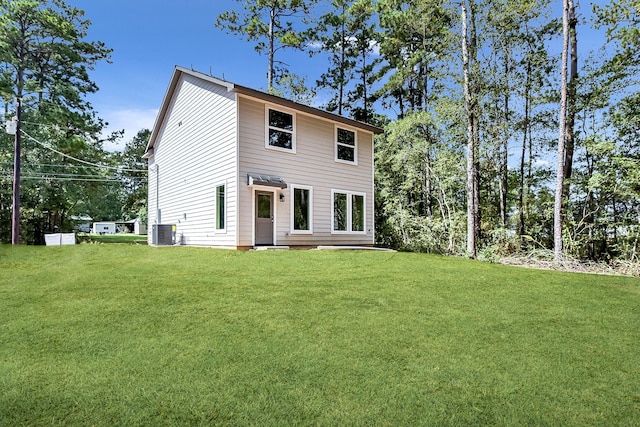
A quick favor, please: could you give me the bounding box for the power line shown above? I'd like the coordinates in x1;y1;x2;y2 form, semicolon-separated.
20;129;147;173
0;161;147;171
12;176;146;182
0;168;145;179
0;162;147;183
0;174;143;183
0;170;146;182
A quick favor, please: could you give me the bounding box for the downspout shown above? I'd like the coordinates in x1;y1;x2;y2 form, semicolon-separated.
154;163;160;245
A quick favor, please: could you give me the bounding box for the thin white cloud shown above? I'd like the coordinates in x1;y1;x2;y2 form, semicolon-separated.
533;159;552;167
306;40;323;50
101;108;158;152
305;37;380;56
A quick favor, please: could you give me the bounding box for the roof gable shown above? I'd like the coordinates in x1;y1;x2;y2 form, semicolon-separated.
144;66;383;157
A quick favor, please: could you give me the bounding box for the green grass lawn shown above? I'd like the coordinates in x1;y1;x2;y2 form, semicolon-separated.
0;245;638;426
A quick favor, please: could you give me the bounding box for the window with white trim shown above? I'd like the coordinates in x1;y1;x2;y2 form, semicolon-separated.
332;190;365;233
266;107;295;152
291;184;312;234
215;183;226;231
335;126;357;164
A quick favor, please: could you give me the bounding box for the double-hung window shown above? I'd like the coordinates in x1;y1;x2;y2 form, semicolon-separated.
335;126;357;164
291;184;313;234
332;190;365;233
266;107;295;152
215;183;226;231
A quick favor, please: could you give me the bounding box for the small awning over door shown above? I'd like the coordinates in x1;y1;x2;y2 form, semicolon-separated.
247;173;287;189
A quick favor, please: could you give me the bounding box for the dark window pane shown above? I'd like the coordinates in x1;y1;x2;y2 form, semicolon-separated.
269;129;293;149
337;144;355;162
294;188;310;231
216;185;225;229
258;194;271;218
333;193;347;231
352;194;364;231
337;128;355;146
269;109;293;131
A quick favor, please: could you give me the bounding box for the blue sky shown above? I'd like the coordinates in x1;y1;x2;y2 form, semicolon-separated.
71;0;288;150
68;0;610;151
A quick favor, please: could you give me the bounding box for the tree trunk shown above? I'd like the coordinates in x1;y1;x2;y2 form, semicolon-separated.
11;95;22;245
462;0;479;258
518;59;532;239
268;7;275;90
470;0;481;248
554;0;571;262
11;30;26;245
582;145;596;258
361;42;368;123
562;0;578;200
425;136;432;217
473;121;481;244
338;7;346;116
500;51;510;228
397;89;405;118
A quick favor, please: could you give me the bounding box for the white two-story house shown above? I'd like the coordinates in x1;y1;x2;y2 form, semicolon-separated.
144;66;382;248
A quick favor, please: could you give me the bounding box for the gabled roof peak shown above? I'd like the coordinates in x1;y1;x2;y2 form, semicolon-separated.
144;65;383;157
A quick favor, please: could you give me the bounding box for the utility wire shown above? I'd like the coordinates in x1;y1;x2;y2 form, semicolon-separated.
0;169;146;182
1;174;145;181
0;174;138;183
0;161;147;171
20;129;147;173
0;168;144;179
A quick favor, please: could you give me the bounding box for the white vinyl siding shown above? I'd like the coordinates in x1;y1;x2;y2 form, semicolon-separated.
238;96;374;247
147;74;237;246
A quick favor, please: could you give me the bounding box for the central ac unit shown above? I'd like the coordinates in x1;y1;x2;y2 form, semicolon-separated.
152;224;175;246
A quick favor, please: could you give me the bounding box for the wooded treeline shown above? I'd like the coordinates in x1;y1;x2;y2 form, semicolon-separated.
0;0;147;244
1;0;638;264
217;0;639;261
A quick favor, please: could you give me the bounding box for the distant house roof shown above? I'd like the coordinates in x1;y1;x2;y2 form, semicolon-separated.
144;66;384;157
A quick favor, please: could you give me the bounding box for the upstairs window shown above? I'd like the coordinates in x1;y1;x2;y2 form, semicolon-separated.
336;126;357;164
266;108;295;152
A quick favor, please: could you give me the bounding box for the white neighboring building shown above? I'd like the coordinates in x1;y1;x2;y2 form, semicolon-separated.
92;222;116;235
144;66;383;249
117;218;146;235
